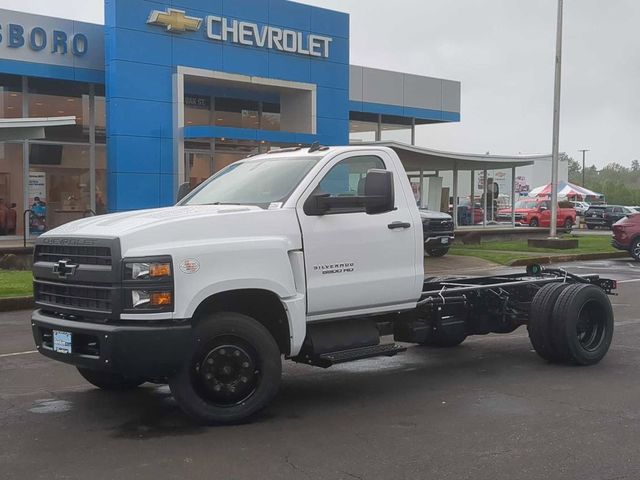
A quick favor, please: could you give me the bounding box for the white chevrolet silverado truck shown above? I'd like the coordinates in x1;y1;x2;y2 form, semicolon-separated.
31;145;616;425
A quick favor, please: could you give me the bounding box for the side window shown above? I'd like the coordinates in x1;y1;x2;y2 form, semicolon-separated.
317;155;385;198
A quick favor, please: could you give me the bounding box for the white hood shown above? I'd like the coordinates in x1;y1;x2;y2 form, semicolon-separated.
42;205;302;257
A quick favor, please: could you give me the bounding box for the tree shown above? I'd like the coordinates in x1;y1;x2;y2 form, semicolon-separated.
632;160;640;172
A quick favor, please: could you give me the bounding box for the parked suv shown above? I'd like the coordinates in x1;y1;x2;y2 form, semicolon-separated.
571;201;590;216
496;199;576;230
612;213;640;261
584;205;608;229
603;206;635;228
420;209;454;257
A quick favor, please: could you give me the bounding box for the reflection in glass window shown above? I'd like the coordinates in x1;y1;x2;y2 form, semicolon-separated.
0;143;23;235
28;78;90;142
215;97;260;129
28;144;91;233
0;74;22;119
318;155;385;197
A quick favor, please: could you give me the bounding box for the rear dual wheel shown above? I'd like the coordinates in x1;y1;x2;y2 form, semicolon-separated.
528;283;614;365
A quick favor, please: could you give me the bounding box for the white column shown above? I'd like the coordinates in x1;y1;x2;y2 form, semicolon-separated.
452;163;459;229
511;166;517;228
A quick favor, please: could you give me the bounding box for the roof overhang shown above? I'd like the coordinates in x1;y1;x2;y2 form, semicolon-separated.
0;116;77;141
355;140;548;171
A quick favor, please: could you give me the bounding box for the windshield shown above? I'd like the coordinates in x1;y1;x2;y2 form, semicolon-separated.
515;200;540;209
181;156;321;208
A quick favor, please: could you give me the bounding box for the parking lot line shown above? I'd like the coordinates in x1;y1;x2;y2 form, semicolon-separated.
0;350;37;358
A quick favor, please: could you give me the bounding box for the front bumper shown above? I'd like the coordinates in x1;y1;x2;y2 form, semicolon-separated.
424;235;455;248
32;309;191;379
611;239;629;251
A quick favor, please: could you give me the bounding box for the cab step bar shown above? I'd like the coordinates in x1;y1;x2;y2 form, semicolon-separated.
298;343;407;368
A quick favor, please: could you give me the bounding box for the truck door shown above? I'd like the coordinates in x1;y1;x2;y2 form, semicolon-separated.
296;151;419;318
539;200;552;227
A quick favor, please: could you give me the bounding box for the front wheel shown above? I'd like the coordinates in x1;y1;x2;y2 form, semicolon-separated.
169;312;282;425
426;247;450;257
586;224;595;230
529;218;539;228
564;218;573;233
77;368;144;391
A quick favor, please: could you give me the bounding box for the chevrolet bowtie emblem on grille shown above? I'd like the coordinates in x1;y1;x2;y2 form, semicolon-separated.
147;8;202;33
53;259;78;279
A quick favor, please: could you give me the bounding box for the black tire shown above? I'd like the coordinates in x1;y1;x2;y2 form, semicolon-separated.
420;327;467;347
426;247;450;257
631;238;640;261
564;218;573;233
77;367;144;391
529;218;539;228
550;284;614;365
527;282;571;362
586;224;595;230
169;312;282;425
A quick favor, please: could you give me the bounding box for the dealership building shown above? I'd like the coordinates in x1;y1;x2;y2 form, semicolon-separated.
0;0;467;238
0;0;568;243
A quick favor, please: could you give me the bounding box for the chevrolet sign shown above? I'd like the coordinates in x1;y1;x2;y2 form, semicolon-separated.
206;16;332;58
147;9;333;58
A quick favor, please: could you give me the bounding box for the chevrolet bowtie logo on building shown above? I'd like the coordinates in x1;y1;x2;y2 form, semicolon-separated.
52;259;78;279
147;8;202;33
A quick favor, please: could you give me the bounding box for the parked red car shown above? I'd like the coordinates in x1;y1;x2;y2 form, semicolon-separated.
497;199;576;230
612;213;640;261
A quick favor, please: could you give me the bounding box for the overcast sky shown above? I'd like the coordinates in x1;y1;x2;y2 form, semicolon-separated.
3;0;638;168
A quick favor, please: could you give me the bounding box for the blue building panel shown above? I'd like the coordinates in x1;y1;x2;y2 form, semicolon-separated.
222;0;270;23
222;43;270;78
267;50;311;82
268;0;312;30
317;87;349;120
108;60;173;102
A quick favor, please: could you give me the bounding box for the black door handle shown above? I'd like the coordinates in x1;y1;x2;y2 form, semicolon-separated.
388;221;411;230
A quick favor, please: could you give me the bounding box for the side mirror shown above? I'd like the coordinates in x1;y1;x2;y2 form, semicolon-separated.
539;206;548;212
364;169;394;215
176;182;191;203
303;193;331;216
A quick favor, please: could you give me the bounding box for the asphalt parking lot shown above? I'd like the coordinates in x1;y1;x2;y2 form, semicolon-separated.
2;259;640;480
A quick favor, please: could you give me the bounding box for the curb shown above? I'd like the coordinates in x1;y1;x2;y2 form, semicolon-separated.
0;296;34;313
508;251;629;267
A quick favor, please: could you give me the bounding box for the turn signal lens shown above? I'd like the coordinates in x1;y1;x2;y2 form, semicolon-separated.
150;292;172;306
149;263;171;278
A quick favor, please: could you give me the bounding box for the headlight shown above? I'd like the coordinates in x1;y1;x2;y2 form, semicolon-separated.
122;256;173;312
125;261;172;280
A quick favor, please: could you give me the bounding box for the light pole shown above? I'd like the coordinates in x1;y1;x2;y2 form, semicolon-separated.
578;149;589;187
550;0;563;238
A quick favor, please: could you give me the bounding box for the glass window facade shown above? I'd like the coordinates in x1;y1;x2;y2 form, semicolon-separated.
0;75;105;238
184;93;282;131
